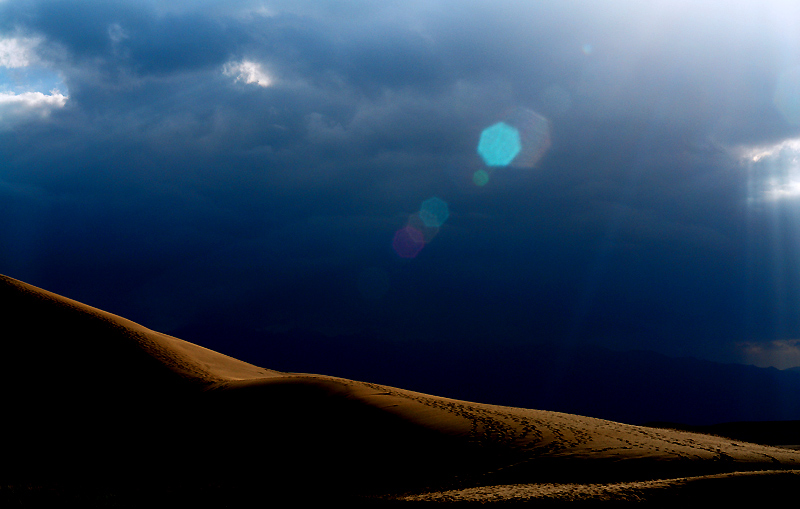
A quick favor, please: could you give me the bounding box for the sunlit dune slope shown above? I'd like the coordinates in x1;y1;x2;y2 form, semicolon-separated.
2;273;800;494
0;274;280;384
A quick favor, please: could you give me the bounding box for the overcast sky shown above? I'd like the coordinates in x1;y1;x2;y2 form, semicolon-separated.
5;0;800;369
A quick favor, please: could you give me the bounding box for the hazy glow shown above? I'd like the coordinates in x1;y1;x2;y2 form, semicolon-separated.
767;179;800;200
223;60;272;87
478;122;520;167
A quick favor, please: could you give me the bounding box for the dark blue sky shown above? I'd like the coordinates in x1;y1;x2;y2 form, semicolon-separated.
4;0;800;369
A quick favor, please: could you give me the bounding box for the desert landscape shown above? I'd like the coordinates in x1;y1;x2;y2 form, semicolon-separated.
2;273;800;506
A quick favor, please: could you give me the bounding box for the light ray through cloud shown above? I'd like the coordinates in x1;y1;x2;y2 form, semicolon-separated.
740;137;800;201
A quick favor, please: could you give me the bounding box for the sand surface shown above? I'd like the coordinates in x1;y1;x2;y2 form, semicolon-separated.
3;273;800;505
395;469;800;504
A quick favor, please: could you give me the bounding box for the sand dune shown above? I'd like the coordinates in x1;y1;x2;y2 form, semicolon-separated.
2;273;800;505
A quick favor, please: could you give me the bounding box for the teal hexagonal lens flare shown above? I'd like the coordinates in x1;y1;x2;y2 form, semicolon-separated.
477;122;521;167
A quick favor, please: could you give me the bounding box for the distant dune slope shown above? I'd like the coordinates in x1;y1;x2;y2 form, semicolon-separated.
2;273;800;496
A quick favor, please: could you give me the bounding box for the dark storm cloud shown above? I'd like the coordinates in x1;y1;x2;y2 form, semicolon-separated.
4;0;800;367
1;0;238;74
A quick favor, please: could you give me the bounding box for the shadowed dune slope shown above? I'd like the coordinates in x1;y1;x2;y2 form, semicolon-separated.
3;274;800;497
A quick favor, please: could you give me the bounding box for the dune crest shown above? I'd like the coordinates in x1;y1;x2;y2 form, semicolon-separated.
0;274;281;384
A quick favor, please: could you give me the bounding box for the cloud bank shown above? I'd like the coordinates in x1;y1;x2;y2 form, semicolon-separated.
2;0;800;368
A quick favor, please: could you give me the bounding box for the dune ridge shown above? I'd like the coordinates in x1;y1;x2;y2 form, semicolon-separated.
1;274;280;384
2;273;800;504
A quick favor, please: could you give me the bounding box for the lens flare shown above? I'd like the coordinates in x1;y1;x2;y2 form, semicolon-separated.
407;213;440;243
392;225;425;258
477;108;551;169
473;169;490;186
419;196;449;228
392;197;451;259
478;122;521;167
501;107;552;168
